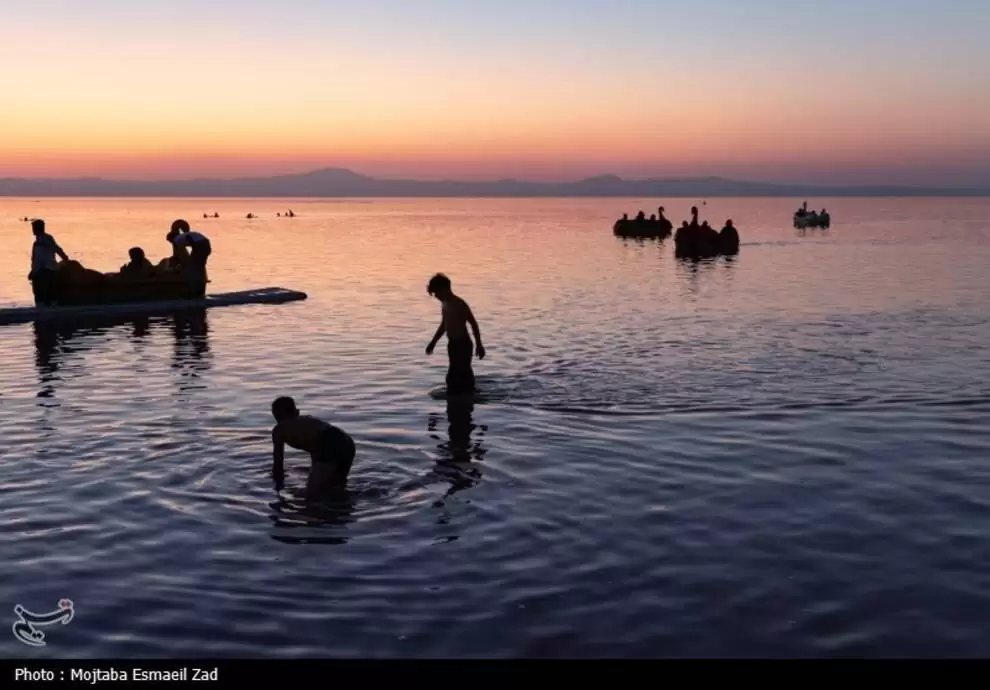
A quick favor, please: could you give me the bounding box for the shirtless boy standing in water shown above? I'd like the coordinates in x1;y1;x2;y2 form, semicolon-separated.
271;396;355;496
425;273;486;395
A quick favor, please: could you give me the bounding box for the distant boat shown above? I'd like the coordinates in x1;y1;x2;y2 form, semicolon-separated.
793;211;831;228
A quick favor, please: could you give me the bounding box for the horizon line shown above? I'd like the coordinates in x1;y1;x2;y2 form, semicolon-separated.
0;165;986;191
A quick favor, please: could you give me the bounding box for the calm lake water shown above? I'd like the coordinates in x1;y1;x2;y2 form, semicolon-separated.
2;197;990;658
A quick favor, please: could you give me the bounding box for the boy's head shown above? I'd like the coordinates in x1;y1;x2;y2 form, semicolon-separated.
271;396;299;422
31;219;45;237
427;272;452;299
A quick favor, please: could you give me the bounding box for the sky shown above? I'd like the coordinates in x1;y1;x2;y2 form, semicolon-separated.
1;0;989;186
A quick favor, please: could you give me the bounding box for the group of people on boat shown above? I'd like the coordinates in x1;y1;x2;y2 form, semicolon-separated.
673;206;740;258
27;218;213;307
613;207;674;238
793;202;831;228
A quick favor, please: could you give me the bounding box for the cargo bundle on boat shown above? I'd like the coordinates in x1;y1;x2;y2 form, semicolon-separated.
50;259;202;306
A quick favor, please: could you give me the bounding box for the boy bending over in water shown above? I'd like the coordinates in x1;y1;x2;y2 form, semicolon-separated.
425;273;486;395
271;396;355;496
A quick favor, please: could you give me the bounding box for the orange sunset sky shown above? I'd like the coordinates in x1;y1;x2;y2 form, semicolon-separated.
2;0;989;186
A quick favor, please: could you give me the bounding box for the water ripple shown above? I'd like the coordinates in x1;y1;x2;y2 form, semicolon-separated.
2;198;990;657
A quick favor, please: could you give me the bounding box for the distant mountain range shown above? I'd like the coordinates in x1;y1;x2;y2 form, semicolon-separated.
0;167;987;197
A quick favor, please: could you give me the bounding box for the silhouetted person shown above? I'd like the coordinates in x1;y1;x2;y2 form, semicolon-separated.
689;206;700;228
426;273;486;396
169;219;211;296
719;219;740;254
271;396;356;498
28;219;69;307
649;213;657;221
636;210;646;221
119;247;153;277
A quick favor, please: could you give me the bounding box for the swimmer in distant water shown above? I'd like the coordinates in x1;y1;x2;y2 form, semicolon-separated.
271;396;355;497
425;273;486;395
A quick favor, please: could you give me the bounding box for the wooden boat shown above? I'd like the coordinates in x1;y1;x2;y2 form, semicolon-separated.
0;287;307;327
613;216;673;239
793;211;831;228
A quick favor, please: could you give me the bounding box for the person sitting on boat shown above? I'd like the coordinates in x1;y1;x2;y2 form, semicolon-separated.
689;206;700;228
28;219;70;307
635;210;646;221
119;247;154;278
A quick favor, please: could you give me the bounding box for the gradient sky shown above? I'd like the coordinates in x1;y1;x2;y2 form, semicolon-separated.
2;0;989;185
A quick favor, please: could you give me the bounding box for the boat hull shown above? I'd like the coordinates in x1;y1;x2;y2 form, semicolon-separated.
0;287;307;326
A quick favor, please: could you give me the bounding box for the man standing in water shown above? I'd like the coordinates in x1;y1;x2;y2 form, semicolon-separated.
270;396;356;497
169;219;211;297
28;219;69;307
425;273;486;395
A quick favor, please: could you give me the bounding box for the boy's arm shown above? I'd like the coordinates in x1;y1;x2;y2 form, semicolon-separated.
465;304;485;358
53;238;69;262
426;320;446;354
271;427;285;488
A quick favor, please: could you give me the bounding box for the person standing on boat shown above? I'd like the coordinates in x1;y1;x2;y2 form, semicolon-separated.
28;219;69;307
169;219;212;297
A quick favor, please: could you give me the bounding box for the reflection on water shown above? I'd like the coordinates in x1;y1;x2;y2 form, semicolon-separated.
32;309;212;401
169;310;212;393
4;198;990;657
268;490;358;546
427;397;487;508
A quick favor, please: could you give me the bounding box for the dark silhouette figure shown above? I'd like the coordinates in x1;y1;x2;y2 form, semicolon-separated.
675;211;741;259
270;396;356;498
719;219;740;254
161;223;191;270
425;273;486;396
119;247;153;277
168;219;212;297
794;202;830;228
28;219;70;307
612;204;673;239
